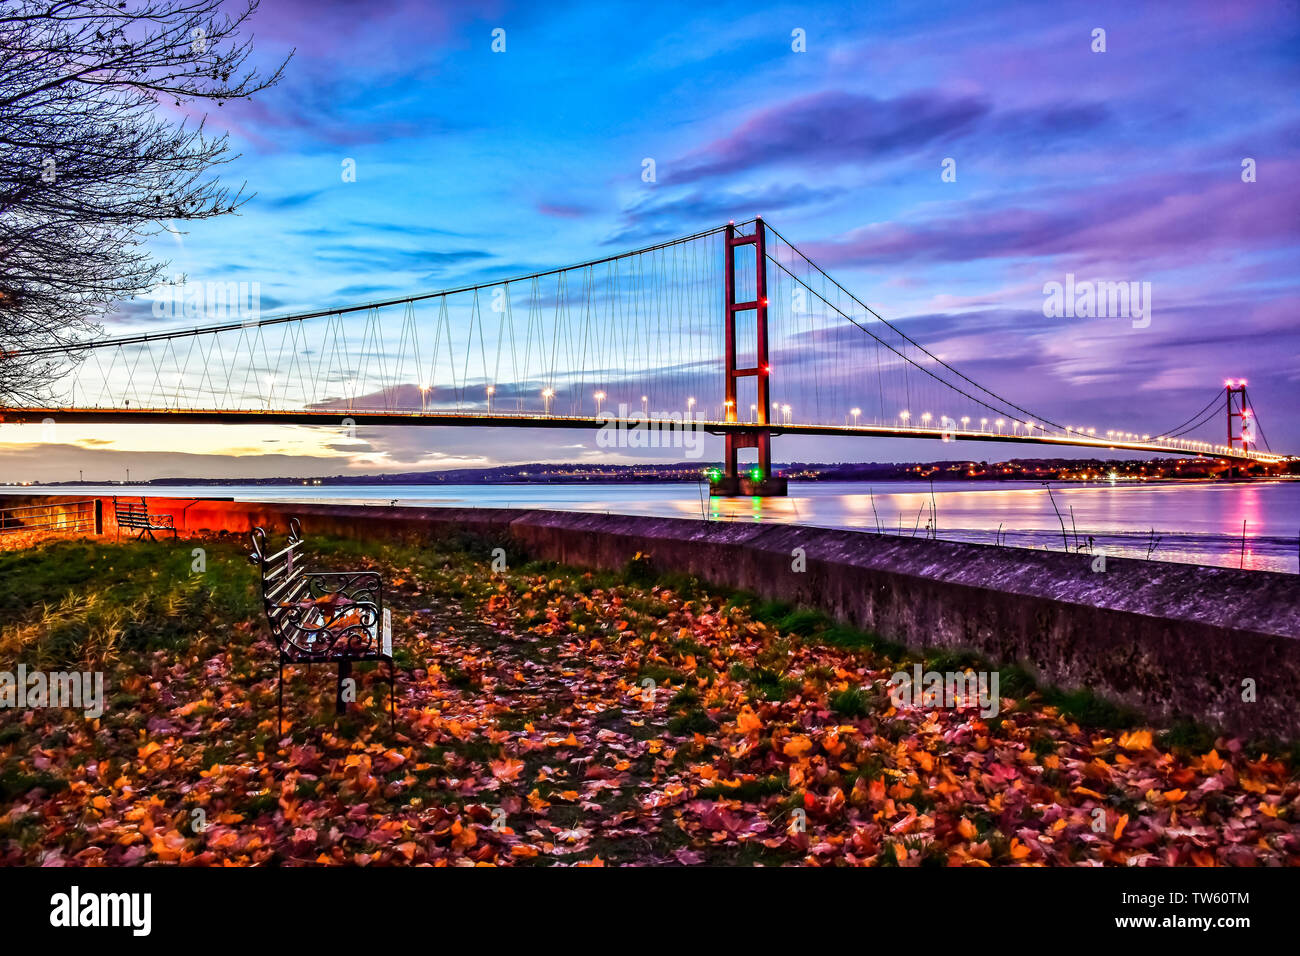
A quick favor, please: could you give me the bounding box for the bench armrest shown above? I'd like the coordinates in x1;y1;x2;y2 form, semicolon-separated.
280;599;382;657
303;570;382;607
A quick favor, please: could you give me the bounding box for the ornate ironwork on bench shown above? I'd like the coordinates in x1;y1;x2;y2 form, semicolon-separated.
249;517;395;733
112;496;176;540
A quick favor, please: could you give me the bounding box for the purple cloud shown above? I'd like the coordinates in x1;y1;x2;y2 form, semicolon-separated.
800;163;1300;269
606;182;844;245
669;90;990;183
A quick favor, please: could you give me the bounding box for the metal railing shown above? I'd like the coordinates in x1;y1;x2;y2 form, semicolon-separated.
0;499;102;538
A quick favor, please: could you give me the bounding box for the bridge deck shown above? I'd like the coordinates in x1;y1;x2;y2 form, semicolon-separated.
0;407;1278;463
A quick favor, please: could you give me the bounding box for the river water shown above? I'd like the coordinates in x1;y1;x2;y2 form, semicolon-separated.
5;479;1296;574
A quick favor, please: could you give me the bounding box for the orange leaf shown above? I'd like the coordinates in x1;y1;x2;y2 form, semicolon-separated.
1118;730;1153;752
491;758;525;782
1113;813;1129;840
822;731;845;758
783;735;813;758
736;706;762;734
1240;776;1267;794
137;741;161;761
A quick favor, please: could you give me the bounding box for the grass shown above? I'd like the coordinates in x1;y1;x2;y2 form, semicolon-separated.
0;530;1293;868
0;533;1246;761
0;531;502;672
730;663;799;702
829;687;874;718
0;539;256;669
777;607;827;636
1039;685;1143;730
697;587;1178;735
0;532;1234;755
696;775;787;801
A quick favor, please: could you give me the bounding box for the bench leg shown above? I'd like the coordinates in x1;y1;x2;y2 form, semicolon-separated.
277;655;284;737
335;660;351;716
389;660;396;733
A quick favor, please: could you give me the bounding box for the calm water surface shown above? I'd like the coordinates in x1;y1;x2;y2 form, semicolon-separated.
5;479;1297;574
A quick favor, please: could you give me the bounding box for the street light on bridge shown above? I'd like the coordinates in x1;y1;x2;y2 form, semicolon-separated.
921;412;932;427
900;410;910;428
994;418;1004;433
851;407;860;426
542;387;554;415
687;396;696;418
782;403;792;423
641;395;648;414
594;391;605;415
486;385;495;413
980;417;988;432
961;416;970;431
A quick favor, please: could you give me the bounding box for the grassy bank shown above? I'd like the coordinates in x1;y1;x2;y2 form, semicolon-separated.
0;533;1296;866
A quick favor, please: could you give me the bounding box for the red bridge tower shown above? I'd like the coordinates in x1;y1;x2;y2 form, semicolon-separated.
711;217;788;497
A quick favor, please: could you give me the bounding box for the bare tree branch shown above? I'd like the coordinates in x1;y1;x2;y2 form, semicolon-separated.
0;0;290;404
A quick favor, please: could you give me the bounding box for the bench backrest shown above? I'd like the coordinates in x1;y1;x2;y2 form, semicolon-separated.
113;497;173;529
249;518;309;642
114;497;150;526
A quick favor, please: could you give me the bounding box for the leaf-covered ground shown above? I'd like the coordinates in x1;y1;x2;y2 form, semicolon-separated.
1;534;1297;866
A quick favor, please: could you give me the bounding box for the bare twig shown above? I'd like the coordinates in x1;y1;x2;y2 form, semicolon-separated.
929;479;938;539
1145;528;1161;559
1043;483;1069;551
0;0;290;403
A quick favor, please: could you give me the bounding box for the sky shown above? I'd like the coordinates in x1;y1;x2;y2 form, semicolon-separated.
2;0;1298;482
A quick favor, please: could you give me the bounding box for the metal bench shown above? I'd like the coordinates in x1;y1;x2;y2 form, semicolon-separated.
249;517;394;733
112;496;176;540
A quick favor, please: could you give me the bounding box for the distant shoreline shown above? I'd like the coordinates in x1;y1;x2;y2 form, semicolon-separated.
8;476;1287;490
6;454;1289;489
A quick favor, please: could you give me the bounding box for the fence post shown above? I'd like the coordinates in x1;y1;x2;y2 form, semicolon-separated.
93;499;103;536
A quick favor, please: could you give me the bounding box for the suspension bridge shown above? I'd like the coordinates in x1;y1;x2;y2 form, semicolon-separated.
0;218;1285;495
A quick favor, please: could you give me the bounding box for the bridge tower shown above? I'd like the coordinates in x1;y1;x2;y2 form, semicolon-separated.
1226;379;1253;452
712;217;788;497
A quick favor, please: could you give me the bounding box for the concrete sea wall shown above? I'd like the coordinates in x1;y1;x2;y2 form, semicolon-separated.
3;493;1298;738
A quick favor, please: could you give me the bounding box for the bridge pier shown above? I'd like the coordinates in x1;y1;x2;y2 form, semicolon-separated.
711;429;788;496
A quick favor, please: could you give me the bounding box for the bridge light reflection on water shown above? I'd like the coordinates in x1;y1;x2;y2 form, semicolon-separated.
689;480;1297;574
